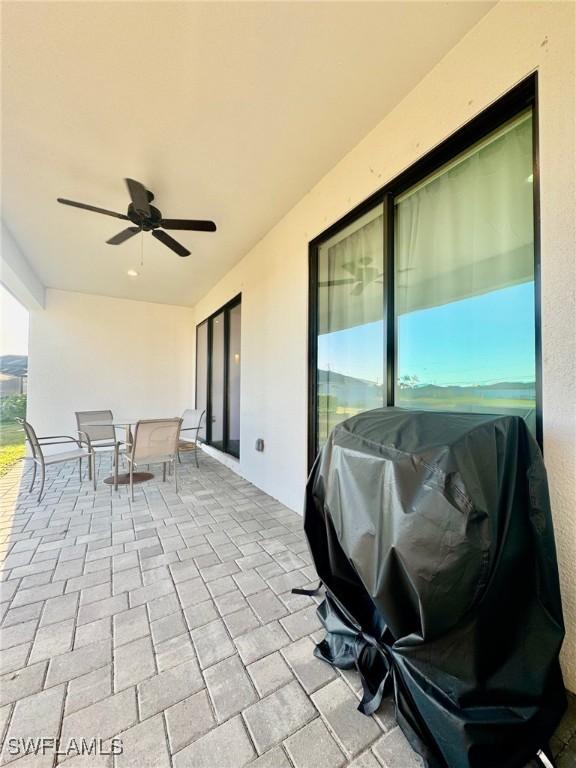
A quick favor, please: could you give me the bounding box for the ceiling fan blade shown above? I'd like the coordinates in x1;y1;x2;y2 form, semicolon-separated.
106;227;141;245
125;178;151;217
160;219;217;232
318;279;354;287
152;229;190;257
57;198;129;220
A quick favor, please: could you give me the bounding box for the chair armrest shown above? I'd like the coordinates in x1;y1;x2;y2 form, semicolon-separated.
37;435;83;448
180;426;202;437
77;430;92;450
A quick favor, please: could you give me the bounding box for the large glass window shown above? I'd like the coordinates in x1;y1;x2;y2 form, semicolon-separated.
227;302;241;458
210;311;226;449
195;321;208;441
309;79;539;462
195;296;241;457
316;206;385;445
395;112;536;431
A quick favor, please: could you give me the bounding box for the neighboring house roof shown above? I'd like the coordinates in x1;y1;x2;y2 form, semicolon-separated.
0;355;28;377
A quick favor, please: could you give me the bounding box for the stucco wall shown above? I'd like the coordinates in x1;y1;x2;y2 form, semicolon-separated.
192;2;576;688
27;289;195;439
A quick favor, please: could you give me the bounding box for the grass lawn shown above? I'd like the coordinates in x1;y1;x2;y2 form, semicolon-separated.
0;421;25;477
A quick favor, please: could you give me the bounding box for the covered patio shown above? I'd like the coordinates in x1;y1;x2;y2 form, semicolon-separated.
1;1;575;767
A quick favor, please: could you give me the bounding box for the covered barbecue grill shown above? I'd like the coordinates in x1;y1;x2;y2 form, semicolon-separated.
304;409;566;768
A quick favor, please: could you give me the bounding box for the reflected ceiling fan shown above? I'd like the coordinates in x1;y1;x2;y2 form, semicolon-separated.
319;257;383;295
57;178;216;257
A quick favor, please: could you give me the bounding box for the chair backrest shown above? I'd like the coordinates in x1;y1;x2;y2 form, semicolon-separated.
131;418;182;463
18;418;42;461
181;409;205;433
75;410;115;443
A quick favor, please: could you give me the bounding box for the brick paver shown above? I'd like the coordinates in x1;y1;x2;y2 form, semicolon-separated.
1;454;574;767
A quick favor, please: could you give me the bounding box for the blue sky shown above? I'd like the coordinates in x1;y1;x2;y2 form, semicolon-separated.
0;284;29;356
318;281;535;386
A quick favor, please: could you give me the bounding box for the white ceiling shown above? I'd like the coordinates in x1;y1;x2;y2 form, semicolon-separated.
2;1;494;307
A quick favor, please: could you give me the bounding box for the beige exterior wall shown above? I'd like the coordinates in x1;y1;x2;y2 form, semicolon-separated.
27;289;195;439
192;2;576;688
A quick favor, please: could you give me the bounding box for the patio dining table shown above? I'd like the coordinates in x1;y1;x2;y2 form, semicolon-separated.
84;417;153;485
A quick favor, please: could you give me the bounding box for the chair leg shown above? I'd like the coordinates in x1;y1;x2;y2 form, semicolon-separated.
174;458;178;494
29;462;37;493
92;454;97;491
130;464;134;502
114;446;119;491
79;458;82;483
37;463;46;503
194;444;199;469
163;462;166;482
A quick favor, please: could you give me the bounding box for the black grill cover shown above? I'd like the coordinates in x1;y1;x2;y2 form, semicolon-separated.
304;409;565;768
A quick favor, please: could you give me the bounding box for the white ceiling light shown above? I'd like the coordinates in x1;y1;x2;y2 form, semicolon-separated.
127;269;139;278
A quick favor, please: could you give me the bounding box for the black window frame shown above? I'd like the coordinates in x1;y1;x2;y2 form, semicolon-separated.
195;293;242;459
308;74;541;468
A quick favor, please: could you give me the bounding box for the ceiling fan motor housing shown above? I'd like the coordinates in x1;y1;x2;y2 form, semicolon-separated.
127;202;163;231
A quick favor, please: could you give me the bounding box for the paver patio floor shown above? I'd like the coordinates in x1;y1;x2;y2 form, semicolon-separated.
1;452;574;767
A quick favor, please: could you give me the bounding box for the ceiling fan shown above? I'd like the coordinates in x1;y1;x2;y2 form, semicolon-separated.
57;178;216;257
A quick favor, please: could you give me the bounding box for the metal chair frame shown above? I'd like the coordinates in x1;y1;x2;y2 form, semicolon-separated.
178;409;206;468
115;417;182;500
17;418;96;502
75;410;125;480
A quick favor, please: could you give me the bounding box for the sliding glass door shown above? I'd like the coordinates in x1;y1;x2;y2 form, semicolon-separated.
210;311;226;450
227;302;242;457
196;295;241;457
309;77;539;464
195;321;208;441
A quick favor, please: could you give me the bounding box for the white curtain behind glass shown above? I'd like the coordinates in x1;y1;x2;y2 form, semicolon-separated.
394;111;536;430
396;112;534;316
316;205;385;445
318;208;383;336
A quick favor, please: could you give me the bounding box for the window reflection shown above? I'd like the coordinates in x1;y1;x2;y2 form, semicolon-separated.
394;112;536;431
316;205;385;446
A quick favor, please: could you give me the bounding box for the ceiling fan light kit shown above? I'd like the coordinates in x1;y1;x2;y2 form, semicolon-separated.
57;178;216;258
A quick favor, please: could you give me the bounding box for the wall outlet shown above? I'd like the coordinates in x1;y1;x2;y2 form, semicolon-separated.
255;438;265;452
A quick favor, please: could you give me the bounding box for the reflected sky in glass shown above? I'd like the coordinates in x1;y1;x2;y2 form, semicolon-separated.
318;281;535;388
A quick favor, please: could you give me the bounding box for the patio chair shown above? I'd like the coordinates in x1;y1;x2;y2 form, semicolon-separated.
115;417;182;500
18;418;95;502
75;410;124;479
178;409;206;468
